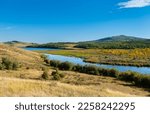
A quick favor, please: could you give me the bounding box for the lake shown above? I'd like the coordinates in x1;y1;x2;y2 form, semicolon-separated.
24;47;150;74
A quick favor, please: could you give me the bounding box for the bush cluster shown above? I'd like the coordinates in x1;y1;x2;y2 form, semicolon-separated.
49;60;119;77
50;60;61;67
41;54;50;64
118;71;150;88
51;69;65;80
0;57;20;70
49;60;150;88
41;68;49;80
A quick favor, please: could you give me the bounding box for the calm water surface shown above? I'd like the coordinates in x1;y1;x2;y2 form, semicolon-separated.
24;47;150;74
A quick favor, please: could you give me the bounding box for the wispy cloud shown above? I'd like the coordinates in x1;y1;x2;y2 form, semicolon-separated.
118;0;150;8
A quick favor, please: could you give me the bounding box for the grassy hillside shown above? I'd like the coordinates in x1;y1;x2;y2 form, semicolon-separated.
0;44;43;68
94;35;148;42
0;71;149;97
3;41;36;47
0;44;149;96
25;35;150;49
75;35;150;49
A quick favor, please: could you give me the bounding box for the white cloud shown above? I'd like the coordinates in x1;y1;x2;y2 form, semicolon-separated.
118;0;150;8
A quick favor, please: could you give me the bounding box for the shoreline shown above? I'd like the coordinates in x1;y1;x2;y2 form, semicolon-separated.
34;50;150;67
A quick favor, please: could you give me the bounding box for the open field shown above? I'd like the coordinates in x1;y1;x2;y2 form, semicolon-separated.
0;44;150;96
0;69;149;97
37;48;150;66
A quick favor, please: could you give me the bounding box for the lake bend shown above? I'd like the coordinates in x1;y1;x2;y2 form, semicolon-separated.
24;47;150;75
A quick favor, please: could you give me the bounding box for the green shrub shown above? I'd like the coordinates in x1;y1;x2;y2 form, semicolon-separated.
51;69;65;80
50;60;61;67
58;61;73;70
41;54;50;64
0;63;5;70
73;64;100;75
132;75;150;88
41;54;48;60
2;57;12;70
82;65;99;75
41;69;49;80
12;62;19;70
97;68;118;77
73;64;83;72
139;76;150;87
118;71;150;88
44;59;50;64
52;72;60;80
98;68;109;76
59;73;65;78
108;69;119;77
0;57;20;70
118;71;137;82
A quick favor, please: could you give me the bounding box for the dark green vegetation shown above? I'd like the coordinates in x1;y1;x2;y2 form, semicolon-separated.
41;68;49;80
51;69;65;80
94;35;148;42
48;60;150;88
26;35;150;49
0;57;20;70
75;35;150;49
41;67;65;81
27;42;74;49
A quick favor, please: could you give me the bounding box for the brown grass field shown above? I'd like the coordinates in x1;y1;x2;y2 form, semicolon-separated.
0;44;150;97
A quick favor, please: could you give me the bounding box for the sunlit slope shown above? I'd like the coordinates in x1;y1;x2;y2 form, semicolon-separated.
0;44;43;68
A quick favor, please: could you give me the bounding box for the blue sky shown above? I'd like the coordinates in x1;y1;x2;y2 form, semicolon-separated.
0;0;150;43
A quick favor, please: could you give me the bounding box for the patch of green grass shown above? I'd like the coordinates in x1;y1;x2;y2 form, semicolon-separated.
37;48;150;67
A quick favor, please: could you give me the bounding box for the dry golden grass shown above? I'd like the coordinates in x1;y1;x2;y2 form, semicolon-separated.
0;69;149;97
0;69;42;79
0;77;139;97
0;44;149;97
0;44;44;68
3;42;32;47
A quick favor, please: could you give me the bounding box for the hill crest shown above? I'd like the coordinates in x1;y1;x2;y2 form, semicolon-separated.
94;35;148;42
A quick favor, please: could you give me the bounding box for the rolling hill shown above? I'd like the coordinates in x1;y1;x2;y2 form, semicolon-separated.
75;35;150;49
22;35;150;49
94;35;149;42
2;41;37;47
0;44;43;68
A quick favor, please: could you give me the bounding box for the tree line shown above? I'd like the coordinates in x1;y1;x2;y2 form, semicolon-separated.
75;41;150;49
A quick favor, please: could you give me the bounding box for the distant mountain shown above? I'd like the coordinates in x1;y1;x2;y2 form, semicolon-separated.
94;35;149;42
76;35;150;49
